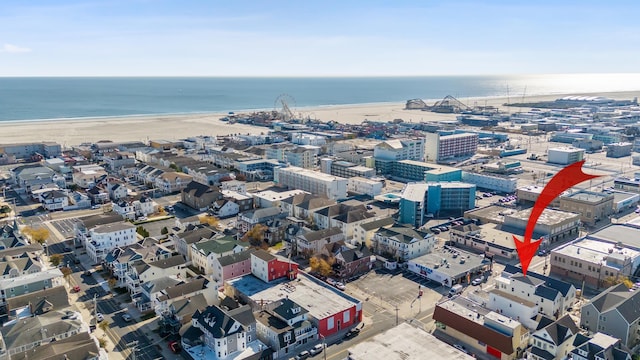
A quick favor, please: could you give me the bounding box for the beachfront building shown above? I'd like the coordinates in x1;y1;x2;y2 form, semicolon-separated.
347;177;383;196
274;166;347;200
323;159;375;179
374;159;462;182
424;132;478;162
398;182;476;226
284;147;317;169
72;164;108;189
373;138;425;162
0;142;61;161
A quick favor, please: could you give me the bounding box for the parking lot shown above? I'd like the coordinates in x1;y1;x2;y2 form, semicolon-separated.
50;217;81;239
350;269;444;307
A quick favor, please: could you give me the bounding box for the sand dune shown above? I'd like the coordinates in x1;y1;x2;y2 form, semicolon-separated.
0;91;638;145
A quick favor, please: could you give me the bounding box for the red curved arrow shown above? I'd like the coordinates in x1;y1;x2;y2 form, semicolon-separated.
514;160;600;276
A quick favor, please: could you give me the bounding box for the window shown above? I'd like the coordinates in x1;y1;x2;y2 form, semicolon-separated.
327;317;334;330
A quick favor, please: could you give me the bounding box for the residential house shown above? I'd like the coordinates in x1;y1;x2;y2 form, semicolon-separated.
333;244;373;280
250;250;298;283
137;276;182;312
8;332;107;360
528;315;579;360
154;277;216;317
172;225;219;261
158;293;211;336
0;254;43;280
330;207;378;242
0;311;87;360
83;222;137;263
125;255;187;301
181;181;222;211
11;165;57;192
211;250;254;286
103;151;136;170
106;180;128;201
237;207;285;233
0;269;64;307
155;172;193;194
295;227;344;258
580;283;640;348
211;199;240;219
371;224;435;262
4;286;69;318
104;239;172;287
191;236;247;275
86;186;109;204
282;194;336;221
353;217;395;247
182;304;270;360
255;298;318;359
221;190;254;213
112;200;135;220
72;164;107;189
569;332;632;360
39;190;69;211
184;163;230;186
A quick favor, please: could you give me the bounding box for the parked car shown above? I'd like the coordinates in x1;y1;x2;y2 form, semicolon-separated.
453;344;468;354
62;311;78;320
326;278;337;286
295;350;310;360
63;246;72;252
344;327;360;339
83;270;92;276
96;313;104;322
138;216;148;221
334;282;346;291
309;344;324;356
73;285;81;293
91;205;101;210
471;278;483;286
122;313;132;322
431;228;441;234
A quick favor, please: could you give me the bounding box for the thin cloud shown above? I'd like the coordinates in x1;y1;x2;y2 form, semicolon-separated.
1;43;32;53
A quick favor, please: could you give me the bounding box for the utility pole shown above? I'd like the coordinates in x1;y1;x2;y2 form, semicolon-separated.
395;304;399;326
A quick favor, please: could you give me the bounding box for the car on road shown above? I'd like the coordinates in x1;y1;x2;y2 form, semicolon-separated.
62;311;78;320
96;313;104;322
91;205;101;210
168;341;182;353
334;282;346;291
83;270;92;276
309;344;324;356
138;216;148;221
471;278;483;286
63;246;72;252
537;249;548;256
73;285;81;292
294;350;310;360
453;344;468;354
122;313;132;322
344;327;360;339
431;228;440;234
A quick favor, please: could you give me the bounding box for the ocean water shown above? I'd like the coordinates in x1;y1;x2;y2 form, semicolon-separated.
1;74;639;122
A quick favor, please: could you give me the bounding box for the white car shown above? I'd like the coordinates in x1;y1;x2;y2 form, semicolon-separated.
326;278;337;286
138;216;148;221
334;282;346;291
122;313;132;322
471;278;483;286
309;344;324;355
96;313;104;322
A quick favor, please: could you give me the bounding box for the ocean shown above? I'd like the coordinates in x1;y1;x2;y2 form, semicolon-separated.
1;74;639;122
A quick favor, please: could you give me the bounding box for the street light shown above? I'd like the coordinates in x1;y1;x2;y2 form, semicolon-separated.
319;334;327;360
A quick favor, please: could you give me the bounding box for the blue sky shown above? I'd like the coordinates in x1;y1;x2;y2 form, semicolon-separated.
1;0;638;76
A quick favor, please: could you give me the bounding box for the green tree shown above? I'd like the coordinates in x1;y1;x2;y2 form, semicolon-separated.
242;224;268;248
199;215;220;228
60;266;72;280
161;227;169;235
50;254;64;267
108;277;117;289
136;226;149;237
98;320;110;333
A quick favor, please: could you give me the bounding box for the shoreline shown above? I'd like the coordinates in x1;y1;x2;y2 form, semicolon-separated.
0;90;638;144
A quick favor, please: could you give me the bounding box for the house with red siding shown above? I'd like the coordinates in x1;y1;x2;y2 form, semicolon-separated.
250;249;298;283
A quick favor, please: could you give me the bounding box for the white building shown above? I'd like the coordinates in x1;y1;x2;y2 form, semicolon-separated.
371;224;436;262
84;222;137;263
291;133;326;146
461;171;518;193
373;138;425;161
547;147;585;165
72;164;107;189
274;166;348;200
347;177;383;196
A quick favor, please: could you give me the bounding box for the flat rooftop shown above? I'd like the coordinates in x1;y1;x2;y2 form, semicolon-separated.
347;322;473;360
410;249;488;278
227;273;359;320
563;191;612;203
478;223;517;250
549;147;583;153
278;166;347;182
401;183;428;202
588;224;640;250
465;205;514;224
506;208;581;225
554;237;640;265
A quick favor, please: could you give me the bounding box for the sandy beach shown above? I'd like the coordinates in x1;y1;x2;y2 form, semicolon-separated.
1;91;638;145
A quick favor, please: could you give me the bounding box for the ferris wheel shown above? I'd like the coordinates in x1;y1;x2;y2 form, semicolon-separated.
274;94;296;122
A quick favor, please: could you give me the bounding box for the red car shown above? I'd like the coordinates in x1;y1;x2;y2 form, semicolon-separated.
169;341;182;353
73;285;81;293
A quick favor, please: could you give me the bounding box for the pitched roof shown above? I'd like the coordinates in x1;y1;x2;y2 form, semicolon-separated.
300;227;343;242
252;249;276;262
183;181;219;198
375;224;430;244
193;237;245;256
142;276;182;294
503;264;574;296
177;226;218;244
148;254;186;269
9;332;101;360
588;283;634;314
6;285;69;315
332;209;375;224
80;213;123;229
360;217;395;231
272;298;308;321
337;244;372;263
534;315;578;346
0;312;83;351
217;249;255;267
170;293;210;319
193;305;241;338
159;277;209;301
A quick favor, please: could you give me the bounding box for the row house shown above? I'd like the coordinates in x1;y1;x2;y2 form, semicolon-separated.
255;298;318;358
0;253;43;280
102;151;136;170
183;163;231;186
333;244;373;280
191;236;247;275
250;250;299;283
111;196;158;220
86;186;109;204
211;250;254;287
158;293;211;336
71;164;107;189
83;222;137;263
371;224;435;262
570;332;632;360
221;190;254;213
104;238;172;287
172;225;220;261
294;227;344;258
125;255;188;310
0;269;64;307
281;193;336;221
237;207;285;233
155;172;193;194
